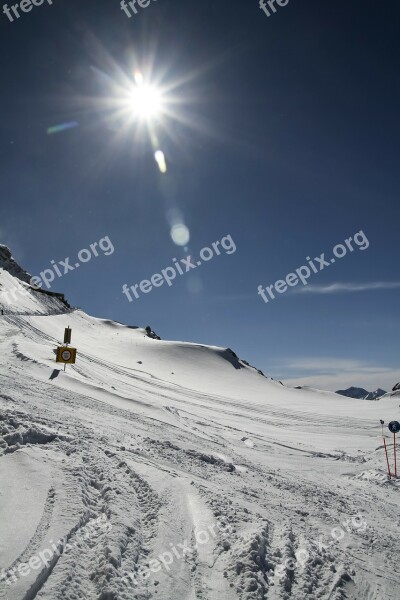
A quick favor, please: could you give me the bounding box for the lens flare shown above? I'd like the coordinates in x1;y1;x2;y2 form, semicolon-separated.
47;122;78;135
170;224;190;246
155;150;167;173
134;71;144;86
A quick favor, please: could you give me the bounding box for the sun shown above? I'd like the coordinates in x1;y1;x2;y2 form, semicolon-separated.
89;59;218;173
129;83;163;121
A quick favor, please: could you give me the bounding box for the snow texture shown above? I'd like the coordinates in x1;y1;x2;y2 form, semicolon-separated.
1;249;400;600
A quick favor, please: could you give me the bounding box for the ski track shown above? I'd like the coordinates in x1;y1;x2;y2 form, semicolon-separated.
1;310;400;600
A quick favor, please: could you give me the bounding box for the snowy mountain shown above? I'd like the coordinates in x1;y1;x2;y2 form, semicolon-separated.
0;244;32;284
0;245;70;314
365;389;388;400
336;387;387;400
336;387;370;399
1;248;400;600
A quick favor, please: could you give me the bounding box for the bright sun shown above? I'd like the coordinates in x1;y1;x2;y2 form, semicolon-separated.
91;62;203;172
129;84;163;120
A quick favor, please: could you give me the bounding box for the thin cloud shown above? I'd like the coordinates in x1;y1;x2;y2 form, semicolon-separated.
279;358;382;373
297;282;400;294
282;370;400;393
270;357;399;392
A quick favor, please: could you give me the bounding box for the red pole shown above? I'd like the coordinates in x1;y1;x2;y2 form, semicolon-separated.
381;422;392;480
383;438;392;480
394;431;397;478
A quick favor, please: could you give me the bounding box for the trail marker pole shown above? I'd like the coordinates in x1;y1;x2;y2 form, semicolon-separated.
64;327;72;345
56;327;77;372
63;327;71;372
380;420;391;480
388;421;400;479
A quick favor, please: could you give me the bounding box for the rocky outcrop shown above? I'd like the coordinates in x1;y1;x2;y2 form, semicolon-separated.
336;387;387;400
0;245;32;284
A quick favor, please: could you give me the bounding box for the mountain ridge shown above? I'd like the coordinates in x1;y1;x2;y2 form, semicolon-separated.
336;386;387;400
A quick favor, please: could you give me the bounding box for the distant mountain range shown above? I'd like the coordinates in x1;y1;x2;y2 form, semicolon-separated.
336;387;387;400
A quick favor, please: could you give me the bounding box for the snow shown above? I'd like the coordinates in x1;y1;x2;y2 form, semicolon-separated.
1;251;400;600
0;450;52;566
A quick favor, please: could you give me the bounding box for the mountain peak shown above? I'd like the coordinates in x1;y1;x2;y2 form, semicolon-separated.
0;244;70;313
0;244;32;284
336;386;387;400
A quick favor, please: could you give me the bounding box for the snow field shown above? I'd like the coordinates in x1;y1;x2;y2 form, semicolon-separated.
1;257;400;599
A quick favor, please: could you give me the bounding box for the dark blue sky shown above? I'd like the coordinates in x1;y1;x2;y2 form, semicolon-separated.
1;0;399;390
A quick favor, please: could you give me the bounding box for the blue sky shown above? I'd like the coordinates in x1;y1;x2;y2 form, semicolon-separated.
1;0;399;391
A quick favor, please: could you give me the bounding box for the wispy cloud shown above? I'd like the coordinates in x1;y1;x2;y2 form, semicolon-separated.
282;370;400;393
296;282;400;295
279;358;389;373
270;357;399;392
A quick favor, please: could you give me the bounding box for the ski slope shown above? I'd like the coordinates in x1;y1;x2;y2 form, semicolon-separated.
1;247;400;600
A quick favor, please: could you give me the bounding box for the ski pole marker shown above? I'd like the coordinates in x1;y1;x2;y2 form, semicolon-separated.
380;420;392;480
388;421;400;478
388;421;400;434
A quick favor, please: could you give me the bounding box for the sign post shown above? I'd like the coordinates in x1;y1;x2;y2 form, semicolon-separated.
56;346;77;370
56;327;77;371
380;420;392;480
64;327;72;345
388;421;400;478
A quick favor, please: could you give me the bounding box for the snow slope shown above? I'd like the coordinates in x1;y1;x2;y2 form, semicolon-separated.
1;248;400;600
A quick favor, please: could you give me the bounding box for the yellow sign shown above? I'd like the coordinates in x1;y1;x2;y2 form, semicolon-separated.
56;347;77;364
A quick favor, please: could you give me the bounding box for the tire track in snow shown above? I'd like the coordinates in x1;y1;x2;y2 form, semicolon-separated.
186;489;233;600
5;486;56;574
